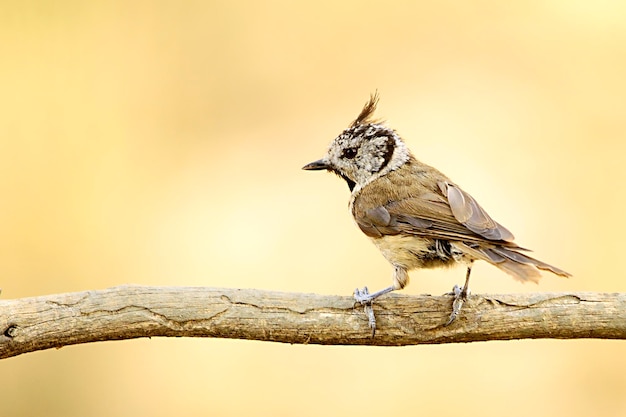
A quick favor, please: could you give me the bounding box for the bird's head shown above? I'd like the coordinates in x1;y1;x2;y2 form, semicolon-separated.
303;93;411;191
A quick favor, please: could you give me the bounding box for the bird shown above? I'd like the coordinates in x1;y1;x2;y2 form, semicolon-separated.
302;93;571;335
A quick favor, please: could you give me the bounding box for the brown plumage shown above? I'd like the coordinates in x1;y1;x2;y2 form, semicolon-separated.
352;160;570;283
303;94;570;332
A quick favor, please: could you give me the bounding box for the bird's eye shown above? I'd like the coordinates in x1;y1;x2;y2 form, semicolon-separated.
341;147;358;159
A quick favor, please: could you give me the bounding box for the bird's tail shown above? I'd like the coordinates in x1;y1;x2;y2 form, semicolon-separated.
454;242;571;283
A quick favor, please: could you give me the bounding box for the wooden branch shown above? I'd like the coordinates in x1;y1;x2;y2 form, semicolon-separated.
1;285;624;359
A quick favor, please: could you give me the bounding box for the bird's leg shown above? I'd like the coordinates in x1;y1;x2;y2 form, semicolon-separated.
445;262;473;326
353;285;395;304
353;267;407;336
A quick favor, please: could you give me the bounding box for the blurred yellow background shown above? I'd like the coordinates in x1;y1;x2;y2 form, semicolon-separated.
2;1;625;416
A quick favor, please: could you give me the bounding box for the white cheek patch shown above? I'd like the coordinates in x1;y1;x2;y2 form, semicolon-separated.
359;158;375;173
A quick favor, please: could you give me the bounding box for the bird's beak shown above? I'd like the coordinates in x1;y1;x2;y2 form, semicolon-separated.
302;159;330;171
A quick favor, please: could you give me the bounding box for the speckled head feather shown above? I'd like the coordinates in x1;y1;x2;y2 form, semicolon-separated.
302;93;411;191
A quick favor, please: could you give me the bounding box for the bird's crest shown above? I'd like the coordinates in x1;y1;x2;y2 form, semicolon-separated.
351;92;382;127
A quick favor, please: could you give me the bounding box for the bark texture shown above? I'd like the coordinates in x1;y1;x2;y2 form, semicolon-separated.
1;285;624;359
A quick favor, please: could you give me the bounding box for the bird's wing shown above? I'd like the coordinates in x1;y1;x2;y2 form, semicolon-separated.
438;181;514;242
355;181;515;245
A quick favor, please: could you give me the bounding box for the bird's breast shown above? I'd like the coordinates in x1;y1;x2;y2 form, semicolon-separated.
369;234;457;270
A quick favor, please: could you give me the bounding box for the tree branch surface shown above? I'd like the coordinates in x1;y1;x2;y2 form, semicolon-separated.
1;285;624;359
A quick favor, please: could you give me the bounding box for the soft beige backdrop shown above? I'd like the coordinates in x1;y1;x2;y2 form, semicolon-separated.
2;1;625;416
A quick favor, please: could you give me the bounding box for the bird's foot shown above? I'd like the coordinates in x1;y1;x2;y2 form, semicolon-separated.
354;286;374;304
445;284;471;326
353;287;377;336
353;286;395;336
354;285;395;305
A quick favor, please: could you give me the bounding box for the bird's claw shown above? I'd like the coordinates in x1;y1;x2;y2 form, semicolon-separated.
353;286;373;304
354;287;377;336
364;304;376;337
445;284;471;326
